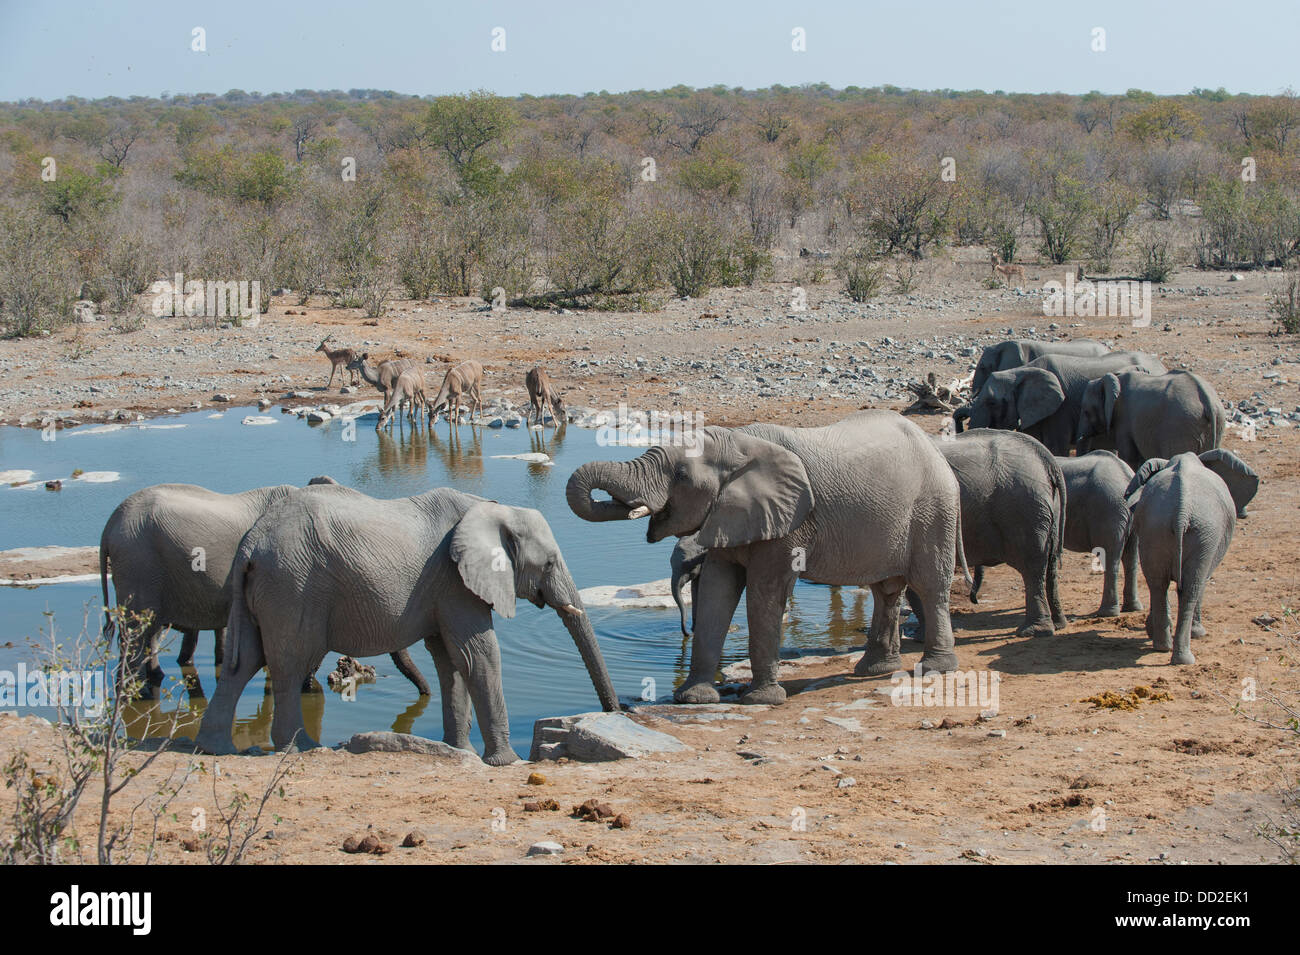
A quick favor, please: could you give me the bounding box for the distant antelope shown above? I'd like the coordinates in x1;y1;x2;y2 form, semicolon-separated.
990;252;1026;289
525;366;566;426
429;360;484;424
315;337;359;388
376;368;429;430
347;353;417;405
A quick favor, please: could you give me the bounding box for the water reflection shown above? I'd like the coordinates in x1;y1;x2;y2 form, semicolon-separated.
428;425;484;480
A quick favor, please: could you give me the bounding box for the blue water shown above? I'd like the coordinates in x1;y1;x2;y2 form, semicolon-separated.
0;406;869;756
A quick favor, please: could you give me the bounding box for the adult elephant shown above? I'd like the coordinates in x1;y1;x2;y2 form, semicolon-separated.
1056;451;1142;617
1075;369;1225;469
924;429;1067;638
568;411;968;703
194;485;619;763
956;351;1167;455
970;338;1109;395
1124;451;1255;664
100;479;429;697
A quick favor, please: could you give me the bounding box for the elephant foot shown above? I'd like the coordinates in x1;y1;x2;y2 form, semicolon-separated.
854;654;902;677
1190;622;1207;639
482;748;521;766
194;733;238;756
1016;622;1055;639
1052;614;1068;630
740;682;786;706
1151;637;1172;653
1121;599;1144;613
919;650;959;674
1170;650;1195;666
674;682;721;705
1094;605;1122;618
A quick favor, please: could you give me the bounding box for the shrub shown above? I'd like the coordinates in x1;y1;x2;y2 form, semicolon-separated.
840;249;885;302
1268;264;1300;333
0;204;74;336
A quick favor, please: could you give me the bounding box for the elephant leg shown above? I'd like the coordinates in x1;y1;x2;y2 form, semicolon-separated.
740;558;796;705
909;547;959;674
124;619;166;700
904;586;926;640
444;622;517;765
390;648;431;695
969;566;984;604
1191;600;1207;639
1047;551;1066;630
856;577;905;676
426;636;471;750
675;557;745;704
176;628;199;666
1016;558;1055;638
193;636;266;755
1096;540;1123;617
1171;581;1202;666
267;643;317;751
1146;579;1172;653
212;627;226;669
1121;532;1143;613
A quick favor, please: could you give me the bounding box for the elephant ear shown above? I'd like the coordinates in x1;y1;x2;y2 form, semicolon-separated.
307;475;339;486
1124;457;1170;508
449;501;517;618
1199;449;1259;517
1014;341;1035;367
697;432;814;549
1015;369;1066;429
1099;374;1121;431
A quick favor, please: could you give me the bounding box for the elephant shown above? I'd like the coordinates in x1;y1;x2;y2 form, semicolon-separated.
1075;369;1226;469
970;338;1109;396
99;478;429;697
889;429;1065;648
193;485;619;763
568;410;969;703
1056;451;1142;617
669;533;708;638
1124;450;1255;664
956;351;1167;455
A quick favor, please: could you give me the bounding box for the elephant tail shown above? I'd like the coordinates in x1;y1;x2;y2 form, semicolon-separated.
955;506;974;592
224;558;260;674
98;542;114;646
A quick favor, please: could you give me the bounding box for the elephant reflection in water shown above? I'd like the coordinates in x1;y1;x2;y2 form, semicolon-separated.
428;424;484;479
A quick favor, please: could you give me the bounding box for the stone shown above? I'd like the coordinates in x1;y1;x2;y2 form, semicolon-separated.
527;841;565;857
339;732;480;763
823;716;862;732
306;410;332;424
529;712;688;761
400;830;426;848
212;393;234;402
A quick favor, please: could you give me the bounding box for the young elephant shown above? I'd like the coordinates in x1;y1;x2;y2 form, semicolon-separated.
1076;369;1226;469
100;478;429;697
569;410;969;701
958;351;1167;455
194;485;619;763
970;338;1109;396
1125;450;1255;664
920;429;1067;639
1056;451;1142;617
670;533;708;638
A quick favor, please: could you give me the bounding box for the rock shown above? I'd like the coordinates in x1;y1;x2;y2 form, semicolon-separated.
306;410;332;424
823;716;862;732
611;813;633;829
327;655;376;689
527;841;565;857
340;732;479;763
343;834;391;855
572;799;616;821
523;798;561;812
836;776;857;789
529;712;687;761
212;393;234;402
988;729;1007;738
400;830;426;848
526;772;548;785
257;398;272;410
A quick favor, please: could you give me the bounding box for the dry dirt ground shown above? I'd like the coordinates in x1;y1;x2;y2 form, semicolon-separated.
1;252;1298;864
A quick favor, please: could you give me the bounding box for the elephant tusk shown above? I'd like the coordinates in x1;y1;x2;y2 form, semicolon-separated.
561;604;584;617
627;505;651;519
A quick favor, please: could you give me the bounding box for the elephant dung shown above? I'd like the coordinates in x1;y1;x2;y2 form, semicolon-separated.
340;731;481;764
529;712;688;762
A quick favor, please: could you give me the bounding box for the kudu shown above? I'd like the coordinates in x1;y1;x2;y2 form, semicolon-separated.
429;360;484;424
525;365;566;426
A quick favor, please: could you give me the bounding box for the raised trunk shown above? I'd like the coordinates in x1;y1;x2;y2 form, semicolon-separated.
566;460;649;522
953;404;971;434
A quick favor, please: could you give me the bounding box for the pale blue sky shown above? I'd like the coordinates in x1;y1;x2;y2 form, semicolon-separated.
0;0;1295;102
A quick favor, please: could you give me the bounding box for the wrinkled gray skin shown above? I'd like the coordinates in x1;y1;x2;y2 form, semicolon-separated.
100;478;429;698
1076;369;1226;469
194;486;619;763
670;534;708;638
1056;451;1142;617
970;339;1109;396
569;411;968;703
1125;451;1254;664
957;351;1167;455
901;430;1065;643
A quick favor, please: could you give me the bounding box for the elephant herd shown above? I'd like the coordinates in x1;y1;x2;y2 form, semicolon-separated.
97;336;1260;763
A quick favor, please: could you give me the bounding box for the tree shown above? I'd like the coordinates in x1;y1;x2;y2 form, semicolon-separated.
423;91;515;187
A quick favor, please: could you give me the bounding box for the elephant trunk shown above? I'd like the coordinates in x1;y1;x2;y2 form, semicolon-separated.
556;602;620;712
953;404;971;434
567;458;666;523
671;566;691;638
